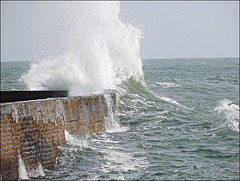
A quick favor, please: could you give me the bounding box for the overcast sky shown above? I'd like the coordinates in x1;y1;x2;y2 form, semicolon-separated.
1;1;239;61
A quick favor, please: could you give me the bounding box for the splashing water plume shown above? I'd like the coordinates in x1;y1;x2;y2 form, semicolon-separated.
20;2;144;96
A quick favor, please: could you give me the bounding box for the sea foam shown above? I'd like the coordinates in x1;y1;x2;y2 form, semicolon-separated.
20;2;144;96
214;99;239;132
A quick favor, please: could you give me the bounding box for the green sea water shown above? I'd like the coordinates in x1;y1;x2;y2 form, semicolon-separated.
1;58;239;180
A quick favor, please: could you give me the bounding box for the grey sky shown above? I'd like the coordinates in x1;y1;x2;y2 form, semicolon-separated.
120;1;239;59
1;1;239;61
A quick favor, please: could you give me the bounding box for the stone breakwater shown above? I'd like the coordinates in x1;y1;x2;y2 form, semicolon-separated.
0;92;117;180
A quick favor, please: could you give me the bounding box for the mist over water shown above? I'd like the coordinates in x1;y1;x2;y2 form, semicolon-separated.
20;2;144;96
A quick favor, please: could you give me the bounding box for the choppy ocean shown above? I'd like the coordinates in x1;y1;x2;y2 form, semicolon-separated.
1;57;239;180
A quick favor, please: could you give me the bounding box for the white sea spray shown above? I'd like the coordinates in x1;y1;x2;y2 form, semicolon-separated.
214;99;239;132
20;2;144;96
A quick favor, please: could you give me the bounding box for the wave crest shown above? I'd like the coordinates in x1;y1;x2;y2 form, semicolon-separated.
214;99;239;132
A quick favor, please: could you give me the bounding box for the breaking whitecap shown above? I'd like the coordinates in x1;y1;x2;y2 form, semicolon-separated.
214;99;239;132
156;82;181;88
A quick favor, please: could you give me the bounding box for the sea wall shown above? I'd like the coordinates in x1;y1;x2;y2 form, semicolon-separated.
0;92;117;180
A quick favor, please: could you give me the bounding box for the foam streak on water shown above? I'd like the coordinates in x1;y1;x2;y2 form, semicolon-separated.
20;1;144;96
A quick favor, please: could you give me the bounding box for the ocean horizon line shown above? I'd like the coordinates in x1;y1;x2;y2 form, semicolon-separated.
144;56;239;60
1;56;239;63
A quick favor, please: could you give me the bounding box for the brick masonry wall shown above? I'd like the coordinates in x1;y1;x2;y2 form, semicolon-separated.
0;92;117;180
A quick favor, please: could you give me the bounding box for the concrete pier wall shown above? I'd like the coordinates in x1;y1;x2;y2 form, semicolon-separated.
0;92;117;180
